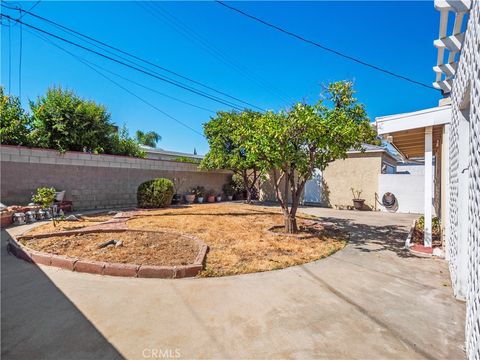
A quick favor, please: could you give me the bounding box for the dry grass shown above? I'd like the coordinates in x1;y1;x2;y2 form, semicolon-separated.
127;203;347;277
25;213;114;235
24;231;198;266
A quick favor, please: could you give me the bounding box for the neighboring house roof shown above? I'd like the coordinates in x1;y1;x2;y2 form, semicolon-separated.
140;146;204;159
348;143;400;164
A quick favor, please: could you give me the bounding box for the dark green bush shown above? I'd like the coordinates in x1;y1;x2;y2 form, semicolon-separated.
137;178;174;208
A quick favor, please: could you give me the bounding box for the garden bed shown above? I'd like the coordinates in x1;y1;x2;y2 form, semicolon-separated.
127;203;347;277
21;230;198;266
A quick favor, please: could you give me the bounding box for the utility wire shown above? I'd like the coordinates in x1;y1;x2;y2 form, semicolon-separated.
216;1;437;91
140;1;294;104
27;28;204;136
8;19;12;93
1;14;247;111
1;3;264;111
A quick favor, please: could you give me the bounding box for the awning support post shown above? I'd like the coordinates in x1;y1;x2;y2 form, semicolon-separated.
424;126;433;247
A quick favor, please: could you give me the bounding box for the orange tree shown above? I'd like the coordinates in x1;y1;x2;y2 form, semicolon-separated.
201;110;264;203
246;81;376;233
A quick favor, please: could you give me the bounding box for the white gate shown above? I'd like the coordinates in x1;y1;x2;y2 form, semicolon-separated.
303;169;322;204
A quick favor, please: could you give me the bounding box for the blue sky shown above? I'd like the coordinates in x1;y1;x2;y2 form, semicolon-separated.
1;1;442;154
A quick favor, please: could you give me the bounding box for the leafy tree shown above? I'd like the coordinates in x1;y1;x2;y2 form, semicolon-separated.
135;130;161;148
29;86;116;153
107;125;146;158
0;86;31;146
246;81;375;233
201;110;264;204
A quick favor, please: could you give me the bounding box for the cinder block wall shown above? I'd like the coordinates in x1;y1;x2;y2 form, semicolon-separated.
0;146;231;210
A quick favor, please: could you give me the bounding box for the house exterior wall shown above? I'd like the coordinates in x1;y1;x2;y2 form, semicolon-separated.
377;174;424;214
321;152;383;210
259;151;389;210
446;2;480;358
0;146;231;210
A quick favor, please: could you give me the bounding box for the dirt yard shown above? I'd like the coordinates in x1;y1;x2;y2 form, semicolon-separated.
23;231;199;266
127;203;347;276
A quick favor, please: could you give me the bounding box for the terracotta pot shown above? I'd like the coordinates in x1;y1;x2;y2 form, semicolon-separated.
185;194;195;204
352;199;365;210
207;195;216;203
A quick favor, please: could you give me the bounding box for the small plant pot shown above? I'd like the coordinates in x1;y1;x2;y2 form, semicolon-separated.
185;194;195;204
197;197;204;204
172;194;183;205
227;195;233;201
352;199;365;210
216;196;222;202
207;195;216;203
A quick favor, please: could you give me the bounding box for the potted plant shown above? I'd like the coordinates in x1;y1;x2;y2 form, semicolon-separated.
206;189;216;203
172;177;186;204
193;186;205;203
185;188;196;204
222;183;234;201
32;187;58;226
351;188;365;210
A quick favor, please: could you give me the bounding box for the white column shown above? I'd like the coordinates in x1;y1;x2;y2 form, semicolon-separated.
424;126;433;247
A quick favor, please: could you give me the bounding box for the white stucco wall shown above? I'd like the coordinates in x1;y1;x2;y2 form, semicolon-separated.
378;174;424;214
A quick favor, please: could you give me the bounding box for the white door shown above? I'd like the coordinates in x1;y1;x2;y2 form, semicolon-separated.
304;169;323;204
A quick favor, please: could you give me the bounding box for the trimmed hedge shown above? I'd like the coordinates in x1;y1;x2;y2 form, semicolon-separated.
137;178;174;208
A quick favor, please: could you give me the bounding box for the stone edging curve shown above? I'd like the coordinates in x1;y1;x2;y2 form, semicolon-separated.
8;211;208;279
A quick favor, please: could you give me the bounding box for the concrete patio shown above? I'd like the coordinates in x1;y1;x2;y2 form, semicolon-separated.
1;207;465;359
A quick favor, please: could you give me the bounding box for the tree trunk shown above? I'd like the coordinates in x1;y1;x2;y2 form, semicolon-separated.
245;187;252;204
284;214;298;234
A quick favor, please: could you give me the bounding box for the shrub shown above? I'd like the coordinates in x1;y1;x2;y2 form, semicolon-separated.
32;187;56;209
417;215;440;232
137;178;174;208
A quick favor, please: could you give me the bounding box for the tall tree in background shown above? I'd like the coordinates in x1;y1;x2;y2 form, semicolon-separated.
29;86;115;153
135;130;161;148
201;110;264;203
246;81;375;233
0;86;31;146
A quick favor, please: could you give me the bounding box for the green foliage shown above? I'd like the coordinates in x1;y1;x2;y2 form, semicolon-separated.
417;215;440;232
245;80;375;232
201;110;261;172
222;182;234;196
107;125;146;158
29;86;115;153
174;156;201;164
231;173;246;195
191;186;205;197
137;178;174;208
0;86;31;146
32;187;56;209
201;110;264;202
135;130;161;148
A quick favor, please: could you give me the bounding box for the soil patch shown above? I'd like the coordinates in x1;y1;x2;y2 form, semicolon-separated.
23;230;199;266
127;203;347;277
26;213;115;235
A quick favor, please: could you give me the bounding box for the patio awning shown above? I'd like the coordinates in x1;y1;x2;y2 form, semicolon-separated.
375;105;451;158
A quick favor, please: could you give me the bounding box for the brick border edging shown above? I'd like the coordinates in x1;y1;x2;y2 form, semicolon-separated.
9;211;208;279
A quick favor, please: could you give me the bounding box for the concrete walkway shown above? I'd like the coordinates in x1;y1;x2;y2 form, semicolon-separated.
2;207;465;360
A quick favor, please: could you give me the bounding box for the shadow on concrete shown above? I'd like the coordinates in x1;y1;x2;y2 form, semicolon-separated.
317;216;420;258
1;231;122;360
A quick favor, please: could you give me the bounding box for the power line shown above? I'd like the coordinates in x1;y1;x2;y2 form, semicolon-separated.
28;28;205;137
8;19;12;93
216;1;437;91
18;20;22;101
139;1;294;104
1;3;264;111
0;14;247;111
